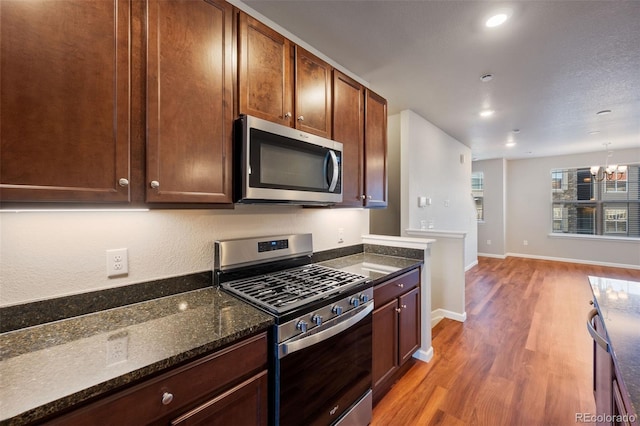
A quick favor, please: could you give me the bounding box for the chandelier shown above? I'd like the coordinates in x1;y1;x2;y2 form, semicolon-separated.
590;143;627;182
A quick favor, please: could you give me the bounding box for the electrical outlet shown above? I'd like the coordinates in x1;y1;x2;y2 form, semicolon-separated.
337;228;344;244
523;240;529;246
107;248;128;278
487;240;492;245
106;332;129;366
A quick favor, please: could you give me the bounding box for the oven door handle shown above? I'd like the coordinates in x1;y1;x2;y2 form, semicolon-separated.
279;302;373;359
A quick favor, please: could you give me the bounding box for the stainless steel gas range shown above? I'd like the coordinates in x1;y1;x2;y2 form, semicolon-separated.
214;234;373;426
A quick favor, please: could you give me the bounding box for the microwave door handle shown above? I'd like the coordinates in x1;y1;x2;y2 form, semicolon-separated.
326;150;339;192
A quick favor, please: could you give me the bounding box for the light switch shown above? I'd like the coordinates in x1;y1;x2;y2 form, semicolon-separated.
418;196;427;207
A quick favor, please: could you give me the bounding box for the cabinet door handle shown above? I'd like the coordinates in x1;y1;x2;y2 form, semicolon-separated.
396;283;404;289
161;392;174;405
284;112;292;118
401;304;407;309
297;115;304;122
118;178;129;187
587;309;609;352
359;195;366;200
395;308;402;313
150;180;160;189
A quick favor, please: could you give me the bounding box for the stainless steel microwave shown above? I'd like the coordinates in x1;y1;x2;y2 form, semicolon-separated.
234;115;343;205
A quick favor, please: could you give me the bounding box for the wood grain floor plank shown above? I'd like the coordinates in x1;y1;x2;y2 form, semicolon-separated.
371;257;640;425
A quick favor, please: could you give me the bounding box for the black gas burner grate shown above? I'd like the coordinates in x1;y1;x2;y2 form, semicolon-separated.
221;264;368;314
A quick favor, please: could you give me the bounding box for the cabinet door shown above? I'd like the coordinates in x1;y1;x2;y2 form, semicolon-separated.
372;299;399;390
333;70;364;207
1;0;130;203
294;46;332;138
171;371;268;426
146;0;233;203
398;287;421;365
238;13;293;127
363;89;388;208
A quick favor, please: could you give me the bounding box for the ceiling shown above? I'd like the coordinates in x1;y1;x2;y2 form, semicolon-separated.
241;0;640;161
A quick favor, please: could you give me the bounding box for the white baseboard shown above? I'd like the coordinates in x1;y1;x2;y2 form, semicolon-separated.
431;308;466;327
413;346;434;363
465;259;479;271
477;252;507;259
505;252;640;270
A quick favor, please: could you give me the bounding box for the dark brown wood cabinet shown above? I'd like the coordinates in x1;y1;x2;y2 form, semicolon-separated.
294;46;332;138
47;333;268;426
238;12;293;128
0;0;131;203
238;12;332;138
372;268;421;403
332;70;365;207
332;72;388;208
364;89;388;208
146;0;234;204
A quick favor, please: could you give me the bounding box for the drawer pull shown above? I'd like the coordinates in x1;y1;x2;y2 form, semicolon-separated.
401;304;407;309
396;283;404;288
161;392;174;406
396;308;402;313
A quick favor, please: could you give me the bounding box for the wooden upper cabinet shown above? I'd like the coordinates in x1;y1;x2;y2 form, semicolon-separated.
146;0;233;204
0;0;131;203
364;89;388;208
295;46;332;138
238;12;294;127
332;70;364;207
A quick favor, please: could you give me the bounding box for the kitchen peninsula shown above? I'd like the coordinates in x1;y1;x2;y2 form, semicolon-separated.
588;276;640;425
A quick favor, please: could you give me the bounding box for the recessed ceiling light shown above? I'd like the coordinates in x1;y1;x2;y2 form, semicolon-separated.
512;129;520;134
485;13;508;28
506;142;516;147
479;109;495;118
596;109;612;116
480;74;493;82
589;130;601;135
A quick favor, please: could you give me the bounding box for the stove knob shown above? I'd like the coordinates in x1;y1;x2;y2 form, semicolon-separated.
296;320;308;333
360;294;369;303
349;297;360;308
332;305;343;316
311;314;323;326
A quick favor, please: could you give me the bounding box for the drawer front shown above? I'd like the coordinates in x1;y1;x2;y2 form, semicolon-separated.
49;333;267;425
374;268;420;307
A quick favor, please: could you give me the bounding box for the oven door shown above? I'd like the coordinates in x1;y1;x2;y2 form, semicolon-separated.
277;304;373;426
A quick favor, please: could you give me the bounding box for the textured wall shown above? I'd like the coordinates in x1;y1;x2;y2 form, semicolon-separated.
0;206;369;306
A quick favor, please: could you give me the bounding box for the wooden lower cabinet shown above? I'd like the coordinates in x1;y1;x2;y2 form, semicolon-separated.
372;268;421;403
46;333;268;426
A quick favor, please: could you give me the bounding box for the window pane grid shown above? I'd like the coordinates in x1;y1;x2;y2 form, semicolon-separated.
550;165;639;238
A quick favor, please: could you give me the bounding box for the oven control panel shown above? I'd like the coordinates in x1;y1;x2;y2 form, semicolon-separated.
277;287;374;344
258;238;289;252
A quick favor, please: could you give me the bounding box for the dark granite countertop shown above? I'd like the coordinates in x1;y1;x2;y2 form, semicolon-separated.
318;252;423;284
0;288;274;425
589;276;640;418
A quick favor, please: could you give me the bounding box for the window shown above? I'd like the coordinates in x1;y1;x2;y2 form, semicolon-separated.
604;207;627;234
551;165;639;238
472;172;484;221
551;170;568;191
605;170;627;193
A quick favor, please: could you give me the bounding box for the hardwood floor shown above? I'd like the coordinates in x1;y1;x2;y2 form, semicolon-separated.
372;256;640;426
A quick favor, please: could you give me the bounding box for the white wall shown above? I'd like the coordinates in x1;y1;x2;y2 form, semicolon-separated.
398;110;478;269
473;158;507;257
0;206;369;306
507;148;640;268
